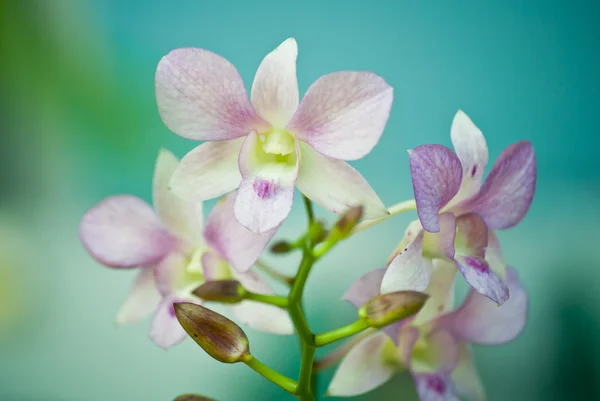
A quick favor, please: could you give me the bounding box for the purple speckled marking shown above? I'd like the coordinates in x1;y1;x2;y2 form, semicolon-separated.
471;164;478;177
253;179;277;200
168;302;177;317
466;256;488;273
425;375;446;394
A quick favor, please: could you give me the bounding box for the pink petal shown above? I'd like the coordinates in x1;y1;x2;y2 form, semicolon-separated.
79;195;174;268
327;332;396;396
231;270;294;335
153;149;203;243
409;145;463;232
451;345;485;401
155;48;268;141
234;132;298;232
398;325;420;365
486;231;507;279
149;296;195;349
449;110;489;203
413;373;461;401
287;71;393;160
454;256;509;305
436;268;527;345
251;38;299;128
203;191;277;272
381;231;433;294
455;141;537;229
296;142;388;219
169;138;244;202
341;268;386;309
115;267;162;325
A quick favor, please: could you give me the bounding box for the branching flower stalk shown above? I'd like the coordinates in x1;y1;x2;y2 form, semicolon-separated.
78;37;537;401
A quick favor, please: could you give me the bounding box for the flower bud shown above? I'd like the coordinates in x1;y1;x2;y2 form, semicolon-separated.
333;206;364;239
192;280;246;304
270;240;293;254
174;395;217;401
174;302;250;363
359;291;429;328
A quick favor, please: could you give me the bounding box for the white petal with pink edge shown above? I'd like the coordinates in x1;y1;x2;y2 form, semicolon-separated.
327;332;397;396
251;38;299;128
287;71;393;160
153;148;203;243
79;195;174;268
170;138;244;202
296;142;388;219
115;267;162;325
155;48;268;141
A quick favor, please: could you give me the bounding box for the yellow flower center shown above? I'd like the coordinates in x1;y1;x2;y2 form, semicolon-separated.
261;129;295;157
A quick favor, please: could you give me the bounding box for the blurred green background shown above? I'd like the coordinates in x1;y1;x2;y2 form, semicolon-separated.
1;1;599;400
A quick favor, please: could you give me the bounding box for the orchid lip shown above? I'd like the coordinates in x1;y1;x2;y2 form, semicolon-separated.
260;129;295;156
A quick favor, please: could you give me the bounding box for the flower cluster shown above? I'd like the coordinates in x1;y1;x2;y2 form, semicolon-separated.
79;38;536;401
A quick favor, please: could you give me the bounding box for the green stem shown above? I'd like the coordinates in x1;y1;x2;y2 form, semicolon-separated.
303;195;315;224
244;291;289;308
244;355;298;394
254;259;294;286
351;199;417;235
314;319;369;347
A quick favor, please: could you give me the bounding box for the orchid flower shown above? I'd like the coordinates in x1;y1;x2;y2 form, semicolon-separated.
328;264;528;400
381;110;536;304
155;38;392;233
79;149;293;349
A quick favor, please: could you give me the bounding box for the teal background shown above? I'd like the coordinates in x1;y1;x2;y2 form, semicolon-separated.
1;1;599;400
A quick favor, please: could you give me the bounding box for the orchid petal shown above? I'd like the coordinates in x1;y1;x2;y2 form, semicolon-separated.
231;270;294;335
486;231;507;279
437;268;527;345
201;252;233;281
398;325;420;365
155;48;267;141
288;72;393;160
154;250;204;297
413;373;461;401
169;138;244;201
451;345;485;401
203;191;277;272
79;195;174;268
422;212;456;259
415;330;460;375
327;332;397;396
342;268;386;309
296;142;388;219
454;256;509;305
149;296;195;349
455;141;536;229
381;232;433;294
413;260;457;325
115;267;162;325
235;132;298;232
251;38;299;128
153;149;203;243
449;110;489;203
409;145;462;232
454;213;488;259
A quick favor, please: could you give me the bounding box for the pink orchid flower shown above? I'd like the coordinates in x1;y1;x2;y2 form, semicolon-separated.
381;110;536;304
328;263;528;400
155;38;392;233
79;149;293;349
